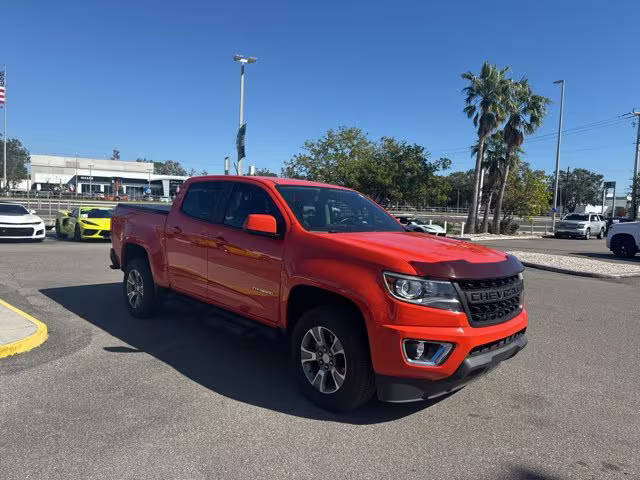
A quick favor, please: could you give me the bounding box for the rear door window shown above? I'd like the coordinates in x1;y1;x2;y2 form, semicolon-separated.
181;182;230;223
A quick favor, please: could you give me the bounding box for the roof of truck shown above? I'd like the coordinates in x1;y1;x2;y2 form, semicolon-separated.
194;175;352;190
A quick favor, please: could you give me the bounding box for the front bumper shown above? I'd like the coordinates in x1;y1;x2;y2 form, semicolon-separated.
377;332;527;402
555;228;587;237
0;224;46;240
80;228;111;239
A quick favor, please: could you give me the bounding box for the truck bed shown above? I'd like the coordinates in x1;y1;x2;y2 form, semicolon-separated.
117;203;171;214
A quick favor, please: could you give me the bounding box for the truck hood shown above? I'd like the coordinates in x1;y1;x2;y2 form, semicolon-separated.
319;231;522;280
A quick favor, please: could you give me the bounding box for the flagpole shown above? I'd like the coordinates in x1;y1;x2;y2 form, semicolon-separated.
2;65;6;191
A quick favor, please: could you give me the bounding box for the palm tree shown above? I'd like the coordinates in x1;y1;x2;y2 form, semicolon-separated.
492;79;550;232
461;62;511;233
472;131;506;233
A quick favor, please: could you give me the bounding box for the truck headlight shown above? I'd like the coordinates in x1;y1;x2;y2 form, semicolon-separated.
383;272;462;311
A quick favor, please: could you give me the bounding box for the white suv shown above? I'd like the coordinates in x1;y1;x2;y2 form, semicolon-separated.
607;221;639;258
555;213;607;240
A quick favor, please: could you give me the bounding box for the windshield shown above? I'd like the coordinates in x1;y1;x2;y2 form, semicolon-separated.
564;214;589;221
0;204;29;215
81;208;113;219
277;185;403;233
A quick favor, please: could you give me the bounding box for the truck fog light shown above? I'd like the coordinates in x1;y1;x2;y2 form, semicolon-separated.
403;339;453;366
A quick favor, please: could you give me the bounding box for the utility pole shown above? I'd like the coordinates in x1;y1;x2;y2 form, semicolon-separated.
88;164;93;196
551;80;565;232
564;166;570;215
233;55;257;176
628;110;640;220
1;66;7;191
224;156;230;175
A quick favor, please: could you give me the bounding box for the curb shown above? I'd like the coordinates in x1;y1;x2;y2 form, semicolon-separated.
0;298;48;358
520;261;640;279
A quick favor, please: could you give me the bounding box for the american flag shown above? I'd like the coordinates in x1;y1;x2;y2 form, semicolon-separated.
0;71;5;105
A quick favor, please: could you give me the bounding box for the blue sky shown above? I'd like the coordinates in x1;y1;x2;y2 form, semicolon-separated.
3;0;639;189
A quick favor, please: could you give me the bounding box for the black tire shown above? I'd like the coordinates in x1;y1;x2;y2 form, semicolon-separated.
583;228;591;240
554;233;561;239
74;225;82;241
597;227;605;240
612;236;638;259
55;220;64;239
290;305;375;412
123;257;157;318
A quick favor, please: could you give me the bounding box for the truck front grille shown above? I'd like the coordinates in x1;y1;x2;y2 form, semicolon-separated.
456;274;523;327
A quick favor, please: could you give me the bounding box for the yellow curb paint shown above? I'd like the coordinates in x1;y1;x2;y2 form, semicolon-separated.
0;298;48;358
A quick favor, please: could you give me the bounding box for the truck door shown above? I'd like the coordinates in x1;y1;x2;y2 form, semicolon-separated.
165;181;230;298
206;181;285;325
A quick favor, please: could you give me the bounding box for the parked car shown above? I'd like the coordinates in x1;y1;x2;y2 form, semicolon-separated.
554;213;607;239
110;176;528;412
0;203;46;241
606;221;639;258
56;206;114;240
397;217;447;236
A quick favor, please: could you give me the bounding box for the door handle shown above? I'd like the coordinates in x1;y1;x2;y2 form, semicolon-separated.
167;225;182;234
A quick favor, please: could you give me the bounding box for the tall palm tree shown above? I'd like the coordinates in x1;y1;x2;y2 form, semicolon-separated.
462;62;511;233
492;79;550;232
472;131;506;233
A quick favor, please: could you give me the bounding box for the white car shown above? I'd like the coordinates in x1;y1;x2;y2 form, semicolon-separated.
606;221;639;258
0;203;46;241
398;217;447;236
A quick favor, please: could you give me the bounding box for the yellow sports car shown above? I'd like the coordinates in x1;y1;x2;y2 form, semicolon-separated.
55;206;114;241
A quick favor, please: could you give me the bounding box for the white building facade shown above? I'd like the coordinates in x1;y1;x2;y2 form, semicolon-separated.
27;155;188;198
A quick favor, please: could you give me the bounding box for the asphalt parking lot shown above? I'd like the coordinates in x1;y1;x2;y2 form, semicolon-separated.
1;237;639;479
478;236;640;266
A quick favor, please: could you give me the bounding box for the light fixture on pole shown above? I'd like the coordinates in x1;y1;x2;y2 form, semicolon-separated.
551;80;565;233
233;54;257;176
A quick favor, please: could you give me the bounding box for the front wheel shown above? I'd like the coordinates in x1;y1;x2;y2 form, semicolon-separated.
55;220;64;239
74;225;82;241
291;305;375;412
123;257;157;318
612;237;638;259
584;228;591;240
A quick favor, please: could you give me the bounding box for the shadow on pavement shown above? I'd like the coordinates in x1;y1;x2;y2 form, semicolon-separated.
572;251;640;263
40;282;449;424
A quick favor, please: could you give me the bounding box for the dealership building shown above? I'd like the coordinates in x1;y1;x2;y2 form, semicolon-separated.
27;154;188;197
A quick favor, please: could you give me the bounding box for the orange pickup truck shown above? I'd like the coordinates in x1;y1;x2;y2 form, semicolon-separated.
110;176;527;411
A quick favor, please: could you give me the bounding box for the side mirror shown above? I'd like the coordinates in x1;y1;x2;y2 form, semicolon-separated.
243;214;278;237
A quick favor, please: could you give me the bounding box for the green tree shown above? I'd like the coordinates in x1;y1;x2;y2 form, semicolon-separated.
282;127;450;206
445;170;475;209
153;160;187;176
493;79;550;232
111;148;120;160
557;168;603;212
461;61;511;232
254;167;278;177
503;163;550;219
0;138;30;189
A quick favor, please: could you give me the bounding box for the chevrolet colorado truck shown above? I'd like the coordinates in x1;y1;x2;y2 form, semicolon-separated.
110;176;528;411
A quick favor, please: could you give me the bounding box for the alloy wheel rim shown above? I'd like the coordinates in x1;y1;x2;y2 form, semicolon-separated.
126;269;144;309
300;326;347;394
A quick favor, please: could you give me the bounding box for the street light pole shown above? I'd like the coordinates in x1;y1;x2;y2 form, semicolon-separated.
551;80;565;232
233;54;257;176
629;110;640;220
88;164;93;196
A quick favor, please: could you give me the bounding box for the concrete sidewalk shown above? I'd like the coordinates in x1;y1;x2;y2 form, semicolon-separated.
0;298;48;358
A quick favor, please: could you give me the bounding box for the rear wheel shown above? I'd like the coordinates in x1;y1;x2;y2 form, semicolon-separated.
612;236;638;258
123;257;157;318
291;305;375;412
597;227;605;240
